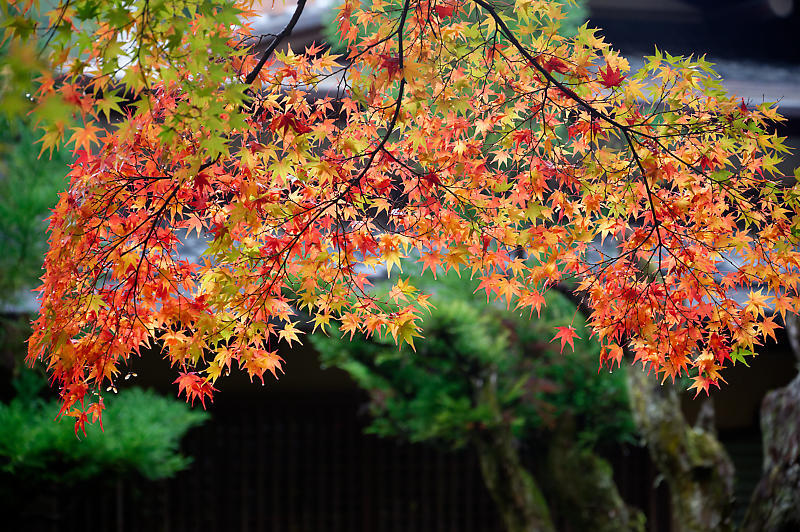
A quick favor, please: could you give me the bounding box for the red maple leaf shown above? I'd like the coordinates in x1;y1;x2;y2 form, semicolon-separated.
435;2;455;18
688;375;720;398
481;234;491;253
292;117;312;134
540;56;570;75
379;54;402;78
69;410;89;438
86;398;105;432
270;113;312;135
422;171;440;187
739;98;749;114
598;64;624;88
511;129;533;150
73;148;91;167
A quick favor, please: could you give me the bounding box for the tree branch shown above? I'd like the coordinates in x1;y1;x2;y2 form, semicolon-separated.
471;0;635;134
553;282;592;319
244;0;308;86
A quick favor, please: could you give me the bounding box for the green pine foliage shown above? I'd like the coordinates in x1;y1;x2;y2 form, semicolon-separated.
313;264;635;452
0;116;72;302
0;369;209;484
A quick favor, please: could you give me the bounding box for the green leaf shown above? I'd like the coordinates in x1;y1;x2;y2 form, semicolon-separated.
730;347;754;367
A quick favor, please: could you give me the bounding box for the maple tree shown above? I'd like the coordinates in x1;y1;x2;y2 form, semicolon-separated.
3;0;798;432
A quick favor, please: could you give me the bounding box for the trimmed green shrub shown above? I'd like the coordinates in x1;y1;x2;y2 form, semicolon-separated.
0;370;208;484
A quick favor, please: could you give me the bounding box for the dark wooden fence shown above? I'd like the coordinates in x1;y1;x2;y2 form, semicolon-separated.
16;395;671;532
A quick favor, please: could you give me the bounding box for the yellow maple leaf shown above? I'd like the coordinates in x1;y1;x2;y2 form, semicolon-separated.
278;321;303;346
379;234;406;277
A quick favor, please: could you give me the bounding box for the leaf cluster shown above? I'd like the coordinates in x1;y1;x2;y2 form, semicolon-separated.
8;0;800;429
322;0;587;54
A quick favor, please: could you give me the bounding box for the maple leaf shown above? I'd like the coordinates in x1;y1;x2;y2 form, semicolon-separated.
96;93;125;121
759;315;779;343
278;321;303;346
745;289;770;317
86;398;105;432
417;248;442;279
422;171;441;187
68;122;102;152
69;409;90;438
270;112;311;135
389;277;416;302
243;349;285;382
339;313;362;339
730;347;754;367
388;315;423;351
174;372;218;408
599;343;625;369
688;374;720;398
481;234;492;253
73;148;91;167
598;63;624;88
552;326;580;354
379;234;406;277
312;311;333;334
434;2;456;18
515;290;546;318
378;54;402;79
535;55;570;75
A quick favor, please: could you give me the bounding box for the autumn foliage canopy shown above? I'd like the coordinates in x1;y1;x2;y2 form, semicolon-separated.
3;0;799;430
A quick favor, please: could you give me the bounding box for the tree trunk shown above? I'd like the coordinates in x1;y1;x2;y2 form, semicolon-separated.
546;423;645;532
472;371;555;532
473;426;555;532
740;374;800;531
741;312;800;531
626;368;734;532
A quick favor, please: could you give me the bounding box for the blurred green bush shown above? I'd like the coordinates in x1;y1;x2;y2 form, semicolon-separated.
312;263;635;452
0;368;209;484
0;116;72;302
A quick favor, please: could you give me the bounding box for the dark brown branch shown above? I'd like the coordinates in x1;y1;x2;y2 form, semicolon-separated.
244;0;308;86
553;282;592;319
471;0;635;134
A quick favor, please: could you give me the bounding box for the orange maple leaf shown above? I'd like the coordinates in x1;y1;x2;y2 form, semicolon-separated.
174;372;218;408
552;325;580;354
68;122;102;153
